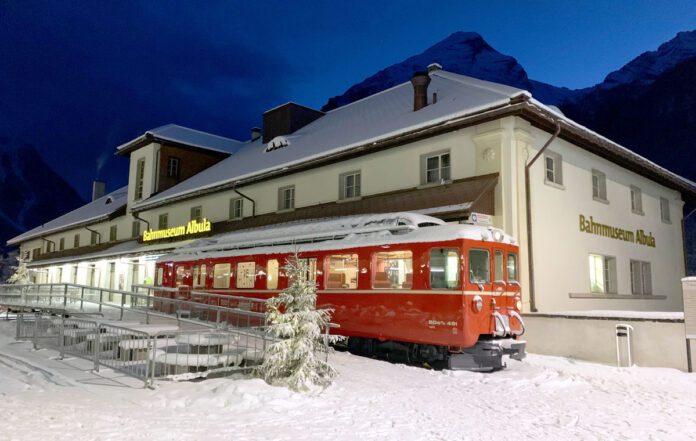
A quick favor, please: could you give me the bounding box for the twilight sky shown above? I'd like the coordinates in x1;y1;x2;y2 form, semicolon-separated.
1;0;695;200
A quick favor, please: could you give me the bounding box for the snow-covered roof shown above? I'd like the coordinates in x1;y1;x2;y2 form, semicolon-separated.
116;124;244;155
159;212;516;262
8;187;129;245
133;71;526;210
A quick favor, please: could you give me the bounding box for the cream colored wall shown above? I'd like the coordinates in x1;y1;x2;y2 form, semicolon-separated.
513;119;685;313
135;127;485;230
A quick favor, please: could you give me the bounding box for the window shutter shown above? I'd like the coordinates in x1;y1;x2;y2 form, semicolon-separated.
642;262;652;295
338;174;345;200
630;261;642;295
277;187;283;210
556;154;563;185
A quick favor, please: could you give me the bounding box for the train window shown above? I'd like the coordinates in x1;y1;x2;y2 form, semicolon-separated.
267;259;279;290
326;254;358;289
200;264;207;287
430;248;459;289
192;265;199;287
175;266;188;287
469;249;490;284
213;263;231;289
494;251;504;282
507;254;518;281
298;258;318;284
236;262;256;289
372;251;413;289
155;267;163;286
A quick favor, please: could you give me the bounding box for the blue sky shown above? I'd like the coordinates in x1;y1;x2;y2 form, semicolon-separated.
1;0;694;199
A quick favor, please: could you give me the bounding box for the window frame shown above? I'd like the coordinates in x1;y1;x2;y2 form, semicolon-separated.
90;230;99;245
660;197;671;223
73;234;80;248
371;250;413;290
158;213;168;230
588;253;617;294
59;237;65;251
591;169;608;203
166;156;180;179
339;170;362;200
420;150;451;185
109;225;117;242
277;185;295;211
429;247;461;290
212;263;231;289
267;259;279;290
630;186;644;215
544;151;563;187
134;158;145;200
132;221;140;238
235;261;256;289
229;197;244;220
190;206;203;222
630;260;653;295
468;248;491;285
325;254;359;290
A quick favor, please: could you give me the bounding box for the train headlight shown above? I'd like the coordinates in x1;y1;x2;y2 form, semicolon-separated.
515;296;522;311
472;295;483;313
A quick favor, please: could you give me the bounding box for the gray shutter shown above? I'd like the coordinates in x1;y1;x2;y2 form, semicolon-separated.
277;187;283;210
556;153;564;185
338;174;345;200
630;261;642;295
642;262;652;295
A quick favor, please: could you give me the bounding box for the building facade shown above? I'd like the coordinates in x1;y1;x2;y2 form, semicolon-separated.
9;67;695;315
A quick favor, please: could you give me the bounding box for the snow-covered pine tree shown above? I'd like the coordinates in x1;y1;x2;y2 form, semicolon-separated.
257;254;341;393
7;259;31;285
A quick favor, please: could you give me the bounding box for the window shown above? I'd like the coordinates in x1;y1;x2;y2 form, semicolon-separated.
507;253;518;282
200;264;207;288
158;213;168;229
592;169;607;201
660;197;670;223
494;250;504;282
32;248;41;260
631;186;643;214
267;259;279;289
468;249;490;284
59;238;65;251
326;254;358;289
90;231;99;245
372;251;413;289
73;234;80;248
213;263;231;289
167;156;180;178
72;266;78;284
630;260;653;295
134;158;145;200
132;221;140;238
298;258;317;284
156;267;164;286
430;248;459;289
109;225;117;242
192;266;199;287
589;254;617;294
236;262;256;288
278;185;295;211
190;206;202;222
544;151;563;186
421;151;451;185
230;197;243;220
339;171;361;200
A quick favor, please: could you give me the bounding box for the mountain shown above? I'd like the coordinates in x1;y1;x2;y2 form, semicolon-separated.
322;32;574;111
0;138;84;254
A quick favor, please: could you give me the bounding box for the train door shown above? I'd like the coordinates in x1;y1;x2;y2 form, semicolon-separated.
492;248;506;297
465;244;493;334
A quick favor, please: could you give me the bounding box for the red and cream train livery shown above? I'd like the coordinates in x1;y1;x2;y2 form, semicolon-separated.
155;213;526;371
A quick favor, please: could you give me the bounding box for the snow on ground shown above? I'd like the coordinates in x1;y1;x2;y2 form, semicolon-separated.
0;318;695;441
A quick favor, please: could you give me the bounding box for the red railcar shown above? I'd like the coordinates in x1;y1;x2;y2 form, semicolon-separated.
155;213;526;371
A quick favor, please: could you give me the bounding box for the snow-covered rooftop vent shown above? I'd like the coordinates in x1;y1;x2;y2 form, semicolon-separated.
427;63;442;73
265;136;290;152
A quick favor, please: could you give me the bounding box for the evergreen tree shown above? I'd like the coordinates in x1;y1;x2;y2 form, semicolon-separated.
7;259;31;284
258;254;341;393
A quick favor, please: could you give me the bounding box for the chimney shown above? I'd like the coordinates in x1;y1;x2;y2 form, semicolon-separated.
251;127;262;142
92;180;106;201
410;71;431;111
262;102;324;144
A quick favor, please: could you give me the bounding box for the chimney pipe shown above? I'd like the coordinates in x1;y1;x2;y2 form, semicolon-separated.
410;71;431;112
92;180;105;201
251;127;262;142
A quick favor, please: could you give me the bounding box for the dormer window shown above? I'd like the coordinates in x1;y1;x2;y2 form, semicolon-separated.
167;157;180;178
105;196;113;205
265;136;290;152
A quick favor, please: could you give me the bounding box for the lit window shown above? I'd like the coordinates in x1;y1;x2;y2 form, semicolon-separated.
267;259;279;290
422;151;451;184
297;258;317;284
190;206;202;222
431;248;459;289
592;169;607;201
340;171;361;200
630;186;643;214
630;260;652;295
468;249;490;285
544;151;563;185
156;267;164;286
213;263;231;289
230;197;243;220
278;186;295;211
326;254;358;289
372;251;413;289
167;157;180;178
236;262;255;289
134;158;145;200
507;253;518;281
660;197;670;223
589;254;616;294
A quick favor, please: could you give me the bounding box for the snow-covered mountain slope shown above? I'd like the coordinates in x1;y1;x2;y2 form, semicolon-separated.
322;31;573;110
599;30;696;90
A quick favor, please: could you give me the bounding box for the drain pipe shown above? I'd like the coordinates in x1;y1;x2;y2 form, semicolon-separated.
525;121;561;312
132;212;151;234
232;185;256;217
84;226;102;244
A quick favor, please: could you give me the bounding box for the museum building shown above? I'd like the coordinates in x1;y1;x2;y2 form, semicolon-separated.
9;65;696;315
